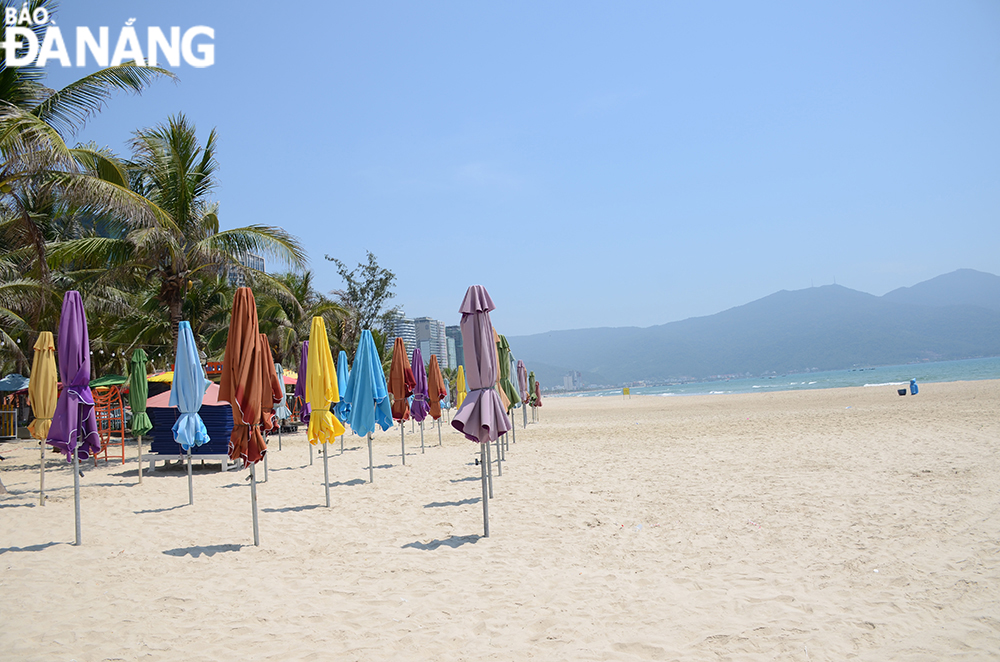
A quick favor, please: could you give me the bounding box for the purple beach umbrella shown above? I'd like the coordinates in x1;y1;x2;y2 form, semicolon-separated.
46;291;100;545
517;360;528;429
451;285;511;537
410;348;430;454
294;341;313;464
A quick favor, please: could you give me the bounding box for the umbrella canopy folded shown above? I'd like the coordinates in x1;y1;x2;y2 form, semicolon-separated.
128;349;153;437
452;285;511;443
306;317;345;444
47;291;100;461
496;333;520;412
259;334;285;434
293;341;311;424
388;337;415;421
28;332;57;441
334;350;351;423
492;328;511;411
410;348;430;423
534;379;543;407
528;371;537;406
169;322;211;451
426;354;447;420
273;363;292;420
343;330;393;436
517;360;528;403
89;374;127;388
218;287;268;465
456;365;467;408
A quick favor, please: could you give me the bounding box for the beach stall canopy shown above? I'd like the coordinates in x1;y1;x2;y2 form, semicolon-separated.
90;374;127;389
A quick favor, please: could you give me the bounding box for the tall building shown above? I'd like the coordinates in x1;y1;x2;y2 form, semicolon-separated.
445;325;463;369
446;337;457;371
391;315;416;355
227;252;265;287
413;317;447;367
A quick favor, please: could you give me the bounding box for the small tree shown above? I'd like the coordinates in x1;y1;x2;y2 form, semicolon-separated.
324;251;400;356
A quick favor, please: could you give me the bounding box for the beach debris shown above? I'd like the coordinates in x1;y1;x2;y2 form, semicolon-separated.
747;520;761;529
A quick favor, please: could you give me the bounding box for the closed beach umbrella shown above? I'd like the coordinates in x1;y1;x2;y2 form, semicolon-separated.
452;285;511;537
28;331;57;505
388;337;415;464
343;329;393;482
426;354;447;446
335;350;351;424
517;360;528;429
294;341;312;464
259;334;285;481
128;349;152;485
306;317;345;507
492;328;511;412
273;363;292;421
217;287;268;546
456;365;467;408
496;333;520;448
170;321;211;505
47;291;100;546
410;348;430;454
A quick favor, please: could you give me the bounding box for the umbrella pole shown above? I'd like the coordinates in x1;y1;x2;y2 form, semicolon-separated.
481;442;489;537
187;447;193;505
495;436;503;476
485;437;494;498
340;434;344;455
39;441;45;506
263;450;268;483
323;442;330;507
278;424;282;451
73;444;81;546
511;422;516;445
367;433;374;483
523;405;527;429
420;420;425;454
309;442;313;466
438;419;442;446
137;434;143;485
250;462;260;546
400;425;406;465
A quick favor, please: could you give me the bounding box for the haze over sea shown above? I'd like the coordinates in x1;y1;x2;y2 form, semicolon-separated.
567;356;1000;398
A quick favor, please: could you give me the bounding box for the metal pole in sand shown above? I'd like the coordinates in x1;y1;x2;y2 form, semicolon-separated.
309;442;313;466
263;448;268;483
39;441;45;505
136;434;143;485
250;462;260;546
495;435;502;476
481;442;489;537
72;444;81;545
437;419;442;446
485;437;493;499
278;423;282;451
187;447;193;505
340;434;344;455
523;405;527;429
511;421;516;445
400;425;406;465
367;433;374;483
323;442;330;507
420;420;425;454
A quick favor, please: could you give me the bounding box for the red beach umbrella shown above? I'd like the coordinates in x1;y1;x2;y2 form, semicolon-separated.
388;337;415;464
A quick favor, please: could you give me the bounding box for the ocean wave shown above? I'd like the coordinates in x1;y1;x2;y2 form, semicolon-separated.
863;381;908;388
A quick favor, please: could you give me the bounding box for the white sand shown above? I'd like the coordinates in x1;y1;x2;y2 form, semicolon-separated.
2;380;999;660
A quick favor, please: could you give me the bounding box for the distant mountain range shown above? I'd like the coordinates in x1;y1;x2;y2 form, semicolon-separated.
508;269;1000;387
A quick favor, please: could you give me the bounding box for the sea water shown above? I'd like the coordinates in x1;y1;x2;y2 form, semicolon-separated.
566;356;1000;398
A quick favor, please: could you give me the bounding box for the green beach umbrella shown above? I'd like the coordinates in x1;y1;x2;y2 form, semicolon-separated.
128;349;153;484
496;333;520;447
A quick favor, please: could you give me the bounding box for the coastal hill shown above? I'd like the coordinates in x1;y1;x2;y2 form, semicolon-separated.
508;269;1000;387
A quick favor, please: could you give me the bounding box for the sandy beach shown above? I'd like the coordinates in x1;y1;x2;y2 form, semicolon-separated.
2;380;999;660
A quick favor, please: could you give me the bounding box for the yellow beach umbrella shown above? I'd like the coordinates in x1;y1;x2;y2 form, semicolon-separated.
28;332;57;506
456;365;467;408
306;317;345;507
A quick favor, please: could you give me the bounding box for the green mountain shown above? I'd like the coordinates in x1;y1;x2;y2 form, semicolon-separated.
508;270;1000;386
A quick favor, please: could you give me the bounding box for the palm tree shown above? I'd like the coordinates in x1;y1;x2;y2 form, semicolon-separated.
257;271;345;367
55;114;307;350
0;0;174;328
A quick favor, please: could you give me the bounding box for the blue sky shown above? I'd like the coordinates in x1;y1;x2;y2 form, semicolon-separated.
41;1;1000;336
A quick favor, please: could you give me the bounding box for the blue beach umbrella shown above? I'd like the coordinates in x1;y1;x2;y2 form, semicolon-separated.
169;321;211;505
335;350;352;453
342;330;393;482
